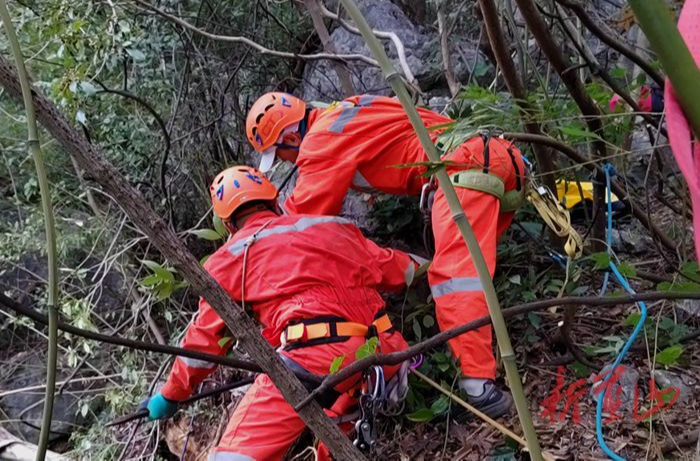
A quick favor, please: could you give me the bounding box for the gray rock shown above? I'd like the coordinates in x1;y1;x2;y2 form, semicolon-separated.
653;370;694;404
590;365;640;412
300;0;489;101
678;299;700;319
610;221;654;256
0;354;104;443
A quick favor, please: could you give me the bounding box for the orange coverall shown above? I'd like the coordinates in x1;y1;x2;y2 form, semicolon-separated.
284;95;526;379
160;211;415;460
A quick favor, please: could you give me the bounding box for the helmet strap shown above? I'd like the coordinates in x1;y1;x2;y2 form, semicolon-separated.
299;109;310;139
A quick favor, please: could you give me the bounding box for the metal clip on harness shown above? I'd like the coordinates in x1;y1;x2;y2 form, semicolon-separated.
353;366;385;452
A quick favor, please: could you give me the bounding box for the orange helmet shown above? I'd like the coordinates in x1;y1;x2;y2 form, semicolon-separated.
209;166;278;221
246;92;306;152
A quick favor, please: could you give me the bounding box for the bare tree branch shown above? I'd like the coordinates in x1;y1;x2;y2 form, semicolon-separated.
317;1;419;89
133;0;379;68
304;0;355;97
437;0;460;97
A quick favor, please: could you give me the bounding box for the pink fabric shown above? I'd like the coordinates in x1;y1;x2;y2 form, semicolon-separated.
665;0;700;261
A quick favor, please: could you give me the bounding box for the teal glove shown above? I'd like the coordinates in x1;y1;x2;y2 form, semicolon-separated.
139;393;178;421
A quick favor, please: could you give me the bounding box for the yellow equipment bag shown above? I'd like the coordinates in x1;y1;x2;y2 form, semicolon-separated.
556;179;620;210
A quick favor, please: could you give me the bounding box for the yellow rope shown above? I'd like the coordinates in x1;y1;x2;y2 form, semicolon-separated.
526;179;583;259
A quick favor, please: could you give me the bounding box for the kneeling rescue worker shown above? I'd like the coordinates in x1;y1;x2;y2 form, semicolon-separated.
140;166;422;460
246;92;529;418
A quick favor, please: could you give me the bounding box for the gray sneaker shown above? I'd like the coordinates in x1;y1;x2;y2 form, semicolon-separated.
458;378;513;419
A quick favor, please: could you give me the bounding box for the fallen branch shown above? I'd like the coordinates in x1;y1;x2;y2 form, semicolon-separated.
0;292;324;384
133;0;379;68
296;291;700;410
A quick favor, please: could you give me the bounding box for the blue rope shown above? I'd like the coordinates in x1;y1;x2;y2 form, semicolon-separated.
595;164;648;461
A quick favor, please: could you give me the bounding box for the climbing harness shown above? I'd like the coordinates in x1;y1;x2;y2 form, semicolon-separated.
280;312;394;351
593;164;648;461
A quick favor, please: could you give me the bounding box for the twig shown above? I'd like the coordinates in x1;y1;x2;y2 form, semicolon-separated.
660;428;699;455
93;83;173;222
437;0;460;97
296;290;700;410
477;0;557;195
515;0;607;250
133;0;379;67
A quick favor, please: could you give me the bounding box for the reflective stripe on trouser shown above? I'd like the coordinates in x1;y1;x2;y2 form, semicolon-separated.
428;186;515;378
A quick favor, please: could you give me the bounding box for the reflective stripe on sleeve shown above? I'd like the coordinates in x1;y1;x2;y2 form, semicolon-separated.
430;277;483;298
227;216;351;256
179;356;216;369
328;106;360;133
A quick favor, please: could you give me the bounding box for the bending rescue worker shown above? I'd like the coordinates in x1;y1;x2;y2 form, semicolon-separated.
140;166;421;460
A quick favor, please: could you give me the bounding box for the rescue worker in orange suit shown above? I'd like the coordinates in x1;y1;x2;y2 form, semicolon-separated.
246;93;528;418
139;166;423;460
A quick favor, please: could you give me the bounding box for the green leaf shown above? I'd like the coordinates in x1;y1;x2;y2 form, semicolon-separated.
190;229;223;241
508;274;521;285
656;345;683;366
355;337;379;360
616;261;637;278
126;48;146;61
213;215;228;237
140;274;160;286
624;312;642;327
430;395;450;415
590;252;611;270
329;355;346;374
569;361;591;378
200;254;211;266
527;312;541;328
405;408;434;422
422;315;435;328
142;260;174;284
218;336;234;348
559;125;601;140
